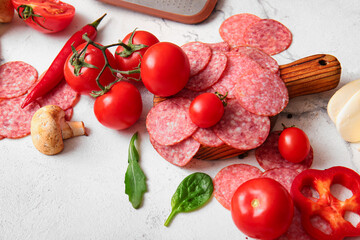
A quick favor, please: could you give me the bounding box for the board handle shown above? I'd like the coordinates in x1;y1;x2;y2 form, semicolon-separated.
280;54;341;98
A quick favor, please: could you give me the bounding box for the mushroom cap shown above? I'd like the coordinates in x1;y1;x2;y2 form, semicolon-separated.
31;105;66;155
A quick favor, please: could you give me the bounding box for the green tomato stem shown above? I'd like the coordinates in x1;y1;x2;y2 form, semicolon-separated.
117;40;133;52
116;29;148;57
17;5;53;31
215;91;228;106
79;34;143;97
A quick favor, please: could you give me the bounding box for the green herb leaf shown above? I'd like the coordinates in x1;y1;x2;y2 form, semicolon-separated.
125;132;147;209
164;172;213;227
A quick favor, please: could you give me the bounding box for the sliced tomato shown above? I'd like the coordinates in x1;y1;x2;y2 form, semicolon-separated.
12;0;75;33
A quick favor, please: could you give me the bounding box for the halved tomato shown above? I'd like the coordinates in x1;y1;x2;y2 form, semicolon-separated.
12;0;75;33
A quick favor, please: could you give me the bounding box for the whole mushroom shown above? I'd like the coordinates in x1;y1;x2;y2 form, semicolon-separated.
31;105;86;155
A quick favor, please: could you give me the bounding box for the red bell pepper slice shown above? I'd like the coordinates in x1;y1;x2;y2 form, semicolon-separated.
291;166;360;240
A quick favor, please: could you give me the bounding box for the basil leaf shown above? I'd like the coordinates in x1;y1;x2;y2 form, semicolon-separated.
124;132;147;209
164;172;213;226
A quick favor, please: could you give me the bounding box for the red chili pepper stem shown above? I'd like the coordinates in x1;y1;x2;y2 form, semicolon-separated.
90;13;107;29
71;34;142;98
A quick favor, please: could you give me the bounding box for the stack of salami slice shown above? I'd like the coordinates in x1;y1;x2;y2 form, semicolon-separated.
147;13;292;166
0;61;79;140
219;13;292;55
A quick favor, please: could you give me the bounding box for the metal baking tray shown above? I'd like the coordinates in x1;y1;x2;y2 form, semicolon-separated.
98;0;218;24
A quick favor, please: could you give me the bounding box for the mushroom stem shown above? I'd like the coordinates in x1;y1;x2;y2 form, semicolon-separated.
62;121;86;140
31;105;87;155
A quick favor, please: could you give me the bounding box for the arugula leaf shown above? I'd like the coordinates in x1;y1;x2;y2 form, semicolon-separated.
164;172;213;226
125;132;147;209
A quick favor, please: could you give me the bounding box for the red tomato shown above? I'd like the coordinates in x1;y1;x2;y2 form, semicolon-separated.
64;42;118;96
12;0;75;33
94;81;142;130
278;127;310;163
189;93;224;128
114;30;159;80
141;42;190;97
231;178;294;240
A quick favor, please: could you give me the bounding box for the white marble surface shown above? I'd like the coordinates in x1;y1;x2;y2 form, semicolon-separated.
1;0;360;239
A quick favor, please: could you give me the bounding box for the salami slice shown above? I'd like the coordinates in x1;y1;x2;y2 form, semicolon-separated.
213;164;262;210
244;19;292;55
213;99;270;150
261;168;299;193
167;97;191;110
278;208;314;240
146;97;198;146
212;52;260;98
219;13;261;47
181;42;212;76
192;127;224;147
150;137;200;167
37;80;79;110
185;52;227;91
234;67;289;116
174;88;212;101
255;131;313;172
207;42;230;52
0;95;40;138
0;61;38;99
231;46;279;74
64;107;73;121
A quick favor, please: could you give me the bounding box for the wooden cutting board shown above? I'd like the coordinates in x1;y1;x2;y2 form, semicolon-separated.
153;54;341;160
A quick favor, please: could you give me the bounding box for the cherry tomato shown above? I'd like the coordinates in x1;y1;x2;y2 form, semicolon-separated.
278;127;310;163
231;178;294;240
94;81;142;130
141;42;190;97
189;93;224;128
114;30;159;80
12;0;75;33
64;42;118;96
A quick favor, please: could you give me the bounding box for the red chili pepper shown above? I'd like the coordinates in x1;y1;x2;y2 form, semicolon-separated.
21;13;106;108
291;166;360;240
